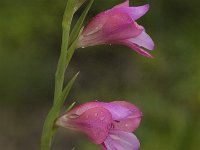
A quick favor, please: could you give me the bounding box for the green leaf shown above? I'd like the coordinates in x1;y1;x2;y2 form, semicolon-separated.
69;0;94;45
75;0;87;10
60;72;79;105
66;102;76;111
65;27;84;69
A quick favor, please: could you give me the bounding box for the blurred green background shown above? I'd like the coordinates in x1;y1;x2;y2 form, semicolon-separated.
1;0;200;149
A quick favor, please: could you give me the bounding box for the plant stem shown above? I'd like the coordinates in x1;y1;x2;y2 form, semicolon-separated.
40;1;76;150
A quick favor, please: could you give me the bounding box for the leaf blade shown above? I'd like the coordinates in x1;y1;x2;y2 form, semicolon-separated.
69;0;94;45
61;72;79;105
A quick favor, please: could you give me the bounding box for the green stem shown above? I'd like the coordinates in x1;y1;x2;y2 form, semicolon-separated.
40;0;76;150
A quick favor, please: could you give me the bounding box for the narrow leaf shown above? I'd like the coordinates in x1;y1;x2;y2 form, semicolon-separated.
60;72;79;105
75;0;87;11
66;102;76;111
69;0;94;45
65;27;84;69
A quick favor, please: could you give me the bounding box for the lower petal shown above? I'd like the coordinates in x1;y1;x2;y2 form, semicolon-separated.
118;40;153;58
103;130;140;150
129;31;154;50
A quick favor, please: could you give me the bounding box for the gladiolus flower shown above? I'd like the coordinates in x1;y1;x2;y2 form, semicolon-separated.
78;0;154;58
56;101;142;150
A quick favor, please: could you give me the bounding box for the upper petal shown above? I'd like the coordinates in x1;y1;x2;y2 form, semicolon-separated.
82;3;149;37
82;11;109;37
103;130;140;150
67;101;135;121
66;101;104;116
112;4;150;20
102;102;134;120
102;13;143;41
110;101;142;132
110;101;140;112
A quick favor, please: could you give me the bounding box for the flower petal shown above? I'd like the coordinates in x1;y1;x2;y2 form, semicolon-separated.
110;101;142;132
67;101;134;121
82;11;108;37
103;103;134;120
102;13;143;41
113;117;142;132
79;13;144;48
118;40;153;58
129;31;154;50
127;4;150;20
57;107;112;144
112;4;149;20
82;3;149;37
110;101;140;113
66;101;103;116
103;130;140;150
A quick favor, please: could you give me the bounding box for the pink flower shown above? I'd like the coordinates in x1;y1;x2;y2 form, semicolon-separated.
56;101;142;150
78;0;154;58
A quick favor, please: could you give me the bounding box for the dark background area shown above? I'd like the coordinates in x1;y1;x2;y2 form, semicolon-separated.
0;0;200;149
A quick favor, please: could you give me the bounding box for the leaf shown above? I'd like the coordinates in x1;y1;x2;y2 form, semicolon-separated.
66;101;76;111
60;72;79;105
69;0;94;45
55;27;83;113
65;27;84;69
75;0;87;11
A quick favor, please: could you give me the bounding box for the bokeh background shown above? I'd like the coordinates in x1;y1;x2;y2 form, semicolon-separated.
1;0;200;149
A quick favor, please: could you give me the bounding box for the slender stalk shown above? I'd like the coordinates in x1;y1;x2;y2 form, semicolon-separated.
41;0;94;149
40;0;76;150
